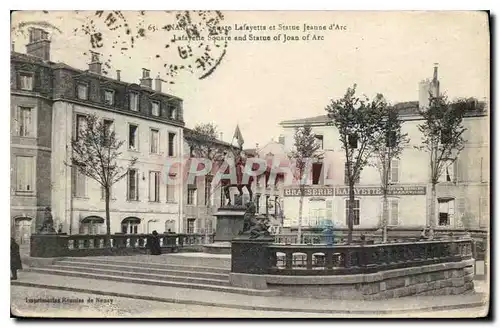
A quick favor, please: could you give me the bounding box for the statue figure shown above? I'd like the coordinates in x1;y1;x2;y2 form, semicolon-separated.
241;201;270;239
39;207;55;233
220;150;254;206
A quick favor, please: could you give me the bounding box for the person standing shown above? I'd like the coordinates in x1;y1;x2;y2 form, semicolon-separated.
11;238;22;280
147;230;162;255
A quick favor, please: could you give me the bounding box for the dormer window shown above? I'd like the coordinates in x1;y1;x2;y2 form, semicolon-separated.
129;92;139;111
19;72;34;91
104;90;115;106
168;103;177;120
77;83;88;100
152;101;160;117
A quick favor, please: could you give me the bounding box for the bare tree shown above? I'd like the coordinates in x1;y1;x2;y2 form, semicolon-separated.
416;95;468;237
326;84;386;244
67;114;137;242
371;102;409;242
290;124;322;243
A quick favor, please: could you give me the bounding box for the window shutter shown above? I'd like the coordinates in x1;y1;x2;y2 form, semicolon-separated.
149;172;155;201
391;160;399;183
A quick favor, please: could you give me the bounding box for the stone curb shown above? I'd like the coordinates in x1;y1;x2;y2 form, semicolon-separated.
11;281;487;315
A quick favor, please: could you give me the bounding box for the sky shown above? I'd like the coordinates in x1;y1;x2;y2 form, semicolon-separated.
11;11;489;150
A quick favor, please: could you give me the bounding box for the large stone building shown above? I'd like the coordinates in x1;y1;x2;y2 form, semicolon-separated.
10;30;54;243
11;28;186;241
278;66;489;230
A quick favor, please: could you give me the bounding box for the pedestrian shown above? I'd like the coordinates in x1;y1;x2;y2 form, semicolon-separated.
147;230;162;255
11;238;22;280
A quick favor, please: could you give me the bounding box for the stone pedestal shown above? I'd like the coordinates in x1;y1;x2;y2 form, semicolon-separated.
231;235;275;274
214;206;246;242
30;233;67;258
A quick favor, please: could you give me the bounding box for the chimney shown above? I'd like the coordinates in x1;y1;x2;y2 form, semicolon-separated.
140;68;152;88
26;28;51;61
116;70;121;81
219;132;223;141
88;51;102;75
431;63;440;97
154;74;162;92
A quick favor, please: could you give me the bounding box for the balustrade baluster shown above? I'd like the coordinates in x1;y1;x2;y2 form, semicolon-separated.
285;250;293;269
306;252;313;270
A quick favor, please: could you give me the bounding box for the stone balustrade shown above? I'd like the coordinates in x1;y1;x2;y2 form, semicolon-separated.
267;239;473;275
30;233;215;258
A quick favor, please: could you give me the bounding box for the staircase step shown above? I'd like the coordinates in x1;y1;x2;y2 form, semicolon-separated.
54;261;229;280
57;257;230;274
23;268;280;297
42;265;230;286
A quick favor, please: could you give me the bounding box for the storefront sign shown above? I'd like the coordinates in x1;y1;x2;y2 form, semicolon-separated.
284;186;426;197
284;187;334;197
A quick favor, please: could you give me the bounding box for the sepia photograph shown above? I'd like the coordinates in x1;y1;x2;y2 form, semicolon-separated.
9;10;490;319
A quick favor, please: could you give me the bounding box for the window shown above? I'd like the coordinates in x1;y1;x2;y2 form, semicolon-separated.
344;162;360;184
187;219;196;234
150;129;159;154
127;169;139;201
77;83;88;100
16;156;34;193
345;199;360;226
312;163;323;185
80;217;104;235
204;175;213;206
389;199;399;225
438;198;455;226
104;90;114;105
129;92;139;111
187;185;197;205
121;218;140;234
18;107;33;137
315;134;324;149
19;72;33;91
389;159;399;183
168;132;175;156
129;124;138;150
72;168;86;198
75;114;87;141
166;176;176;202
440;161;455;183
152;101;160;116
149;171;160;202
168;103;176;120
103;119;113;143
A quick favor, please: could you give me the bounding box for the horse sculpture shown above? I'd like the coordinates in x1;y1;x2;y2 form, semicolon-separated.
220;151;254;206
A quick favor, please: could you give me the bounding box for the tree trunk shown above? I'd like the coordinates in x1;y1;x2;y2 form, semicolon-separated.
429;182;437;238
297;184;305;244
382;192;389;243
105;187;111;246
347;182;354;244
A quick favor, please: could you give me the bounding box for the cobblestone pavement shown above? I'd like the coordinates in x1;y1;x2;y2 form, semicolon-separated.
11;286;488;318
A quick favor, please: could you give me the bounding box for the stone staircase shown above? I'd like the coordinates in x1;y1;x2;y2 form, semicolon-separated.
23;257;280;297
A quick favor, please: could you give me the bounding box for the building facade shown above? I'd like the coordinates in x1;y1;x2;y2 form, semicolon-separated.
10;31;54;244
278;66;489;230
11;28;186;239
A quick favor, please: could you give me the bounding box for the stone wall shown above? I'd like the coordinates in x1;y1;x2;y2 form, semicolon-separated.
261;259;475;300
